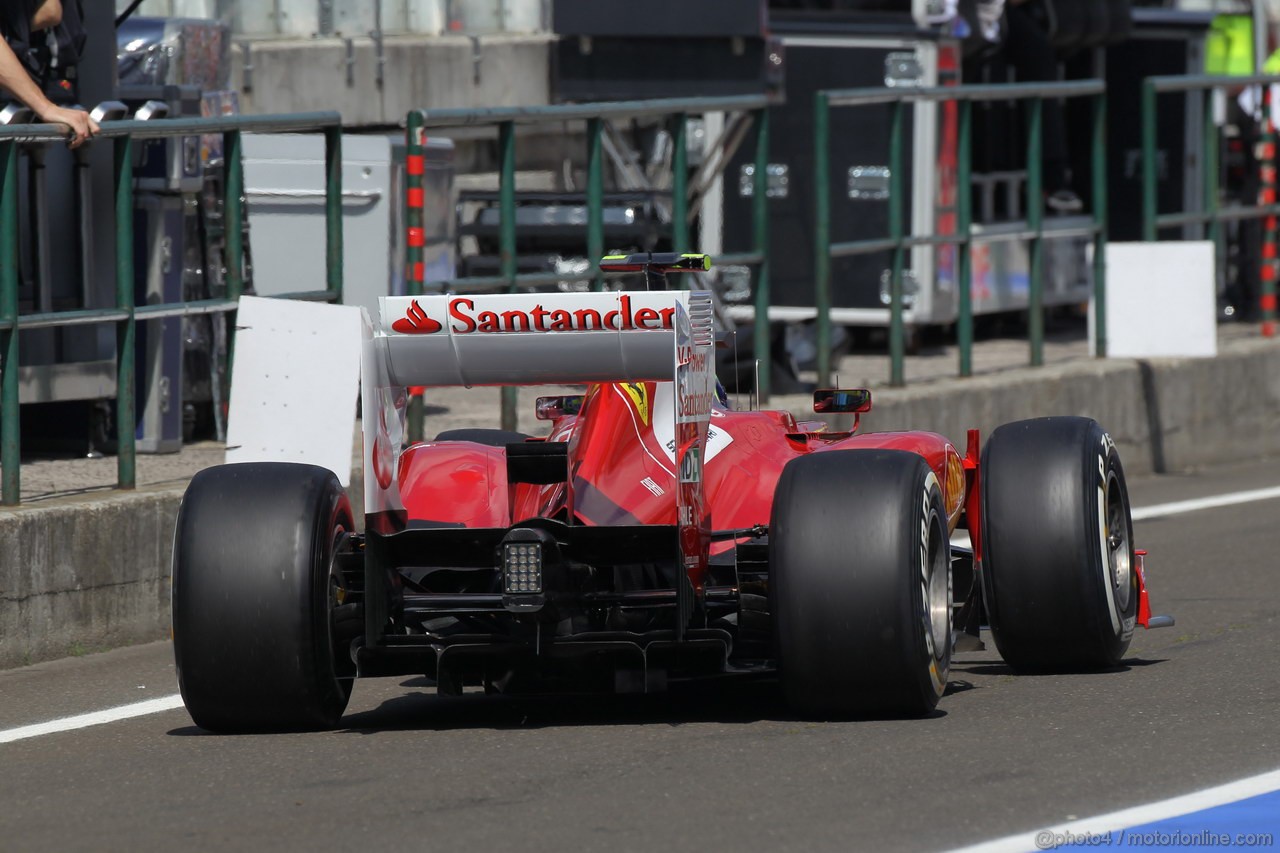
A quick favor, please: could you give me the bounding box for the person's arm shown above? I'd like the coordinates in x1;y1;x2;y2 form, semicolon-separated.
0;31;98;148
31;0;62;32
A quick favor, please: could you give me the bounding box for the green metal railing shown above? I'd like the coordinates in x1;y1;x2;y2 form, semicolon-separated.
403;95;773;431
1142;73;1280;333
0;111;343;506
814;80;1108;387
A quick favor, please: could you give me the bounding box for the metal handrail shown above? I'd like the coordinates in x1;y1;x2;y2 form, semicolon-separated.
0;111;345;505
402;94;775;432
0;111;342;142
824;79;1104;107
1141;73;1280;335
410;95;771;128
814;79;1108;387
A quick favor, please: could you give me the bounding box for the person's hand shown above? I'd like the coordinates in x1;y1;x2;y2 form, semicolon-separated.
36;104;99;149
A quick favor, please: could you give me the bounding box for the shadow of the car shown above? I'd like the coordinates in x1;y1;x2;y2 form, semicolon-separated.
951;657;1168;678
332;677;951;734
165;676;958;736
337;680;783;734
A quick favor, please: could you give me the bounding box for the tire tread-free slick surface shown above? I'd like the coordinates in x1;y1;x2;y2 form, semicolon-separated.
770;449;950;716
172;462;354;732
980;416;1138;670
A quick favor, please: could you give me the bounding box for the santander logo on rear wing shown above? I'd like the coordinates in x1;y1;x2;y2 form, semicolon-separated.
390;293;677;336
374;291;697;388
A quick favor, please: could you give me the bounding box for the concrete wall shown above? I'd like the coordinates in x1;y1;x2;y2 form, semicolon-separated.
1138;339;1280;473
0;488;180;668
858;357;1156;476
0;476;366;670
3;337;1280;669
231;34;554;126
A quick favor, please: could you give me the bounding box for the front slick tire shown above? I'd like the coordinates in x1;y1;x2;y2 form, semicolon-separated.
173;463;355;733
980;417;1138;671
770;450;951;717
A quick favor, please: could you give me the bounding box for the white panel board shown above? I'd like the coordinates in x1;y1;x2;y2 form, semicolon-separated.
1095;241;1217;359
406;0;446;33
225;296;364;486
242;134;393;320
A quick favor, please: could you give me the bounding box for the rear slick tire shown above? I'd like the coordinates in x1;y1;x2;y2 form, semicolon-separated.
770;450;951;716
172;462;355;732
980;417;1138;671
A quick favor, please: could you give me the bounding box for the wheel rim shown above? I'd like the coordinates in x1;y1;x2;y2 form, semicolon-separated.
328;528;357;687
1104;471;1132;613
926;512;950;664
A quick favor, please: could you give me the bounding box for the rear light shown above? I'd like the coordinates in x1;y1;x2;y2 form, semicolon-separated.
503;543;543;594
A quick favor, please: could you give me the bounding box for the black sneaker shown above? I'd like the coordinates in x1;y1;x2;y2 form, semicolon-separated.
1046;189;1083;214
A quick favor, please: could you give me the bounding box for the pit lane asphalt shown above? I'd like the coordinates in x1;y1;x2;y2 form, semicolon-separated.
2;458;1278;853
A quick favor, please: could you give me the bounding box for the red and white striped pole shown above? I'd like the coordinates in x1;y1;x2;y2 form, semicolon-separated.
1259;88;1277;336
405;111;427;441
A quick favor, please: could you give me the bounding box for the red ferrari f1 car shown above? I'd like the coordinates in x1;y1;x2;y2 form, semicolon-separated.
172;254;1172;732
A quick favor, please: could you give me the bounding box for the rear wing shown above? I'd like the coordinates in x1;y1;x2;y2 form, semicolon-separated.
374;291;691;387
363;290;715;551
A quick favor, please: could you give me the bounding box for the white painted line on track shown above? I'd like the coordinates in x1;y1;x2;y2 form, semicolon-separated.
1131;484;1280;521
951;486;1280;547
945;767;1280;853
0;695;185;745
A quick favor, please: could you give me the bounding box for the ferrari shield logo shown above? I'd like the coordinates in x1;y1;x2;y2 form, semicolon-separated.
620;382;650;425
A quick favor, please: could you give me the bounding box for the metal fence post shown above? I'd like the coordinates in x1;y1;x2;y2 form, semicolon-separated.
813;93;831;389
752;107;772;402
0;141;19;505
1025;97;1044;368
671;112;689;255
888;100;906;387
957;98;974;377
1141;80;1158;242
223;129;244;380
325;124;344;303
587;117;604;291
114;135;137;490
1202;90;1221;280
405;110;426;442
498;120;518;432
1092;90;1109;358
1262;88;1278;337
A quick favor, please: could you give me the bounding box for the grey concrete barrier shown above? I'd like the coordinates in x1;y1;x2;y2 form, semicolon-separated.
0;487;182;670
858;357;1154;475
233;35;553;126
1137;339;1280;473
0;475;366;671
2;337;1278;669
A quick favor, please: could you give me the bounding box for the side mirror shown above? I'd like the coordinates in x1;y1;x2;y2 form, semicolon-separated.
536;395;584;420
813;388;872;414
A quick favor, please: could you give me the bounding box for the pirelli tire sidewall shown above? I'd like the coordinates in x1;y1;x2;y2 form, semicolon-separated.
980;417;1138;671
770;449;951;716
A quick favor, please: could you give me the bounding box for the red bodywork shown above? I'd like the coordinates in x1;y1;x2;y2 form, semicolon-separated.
395;382;1164;626
398;382;967;595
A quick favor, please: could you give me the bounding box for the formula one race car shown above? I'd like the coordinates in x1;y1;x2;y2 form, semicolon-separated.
171;253;1173;732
